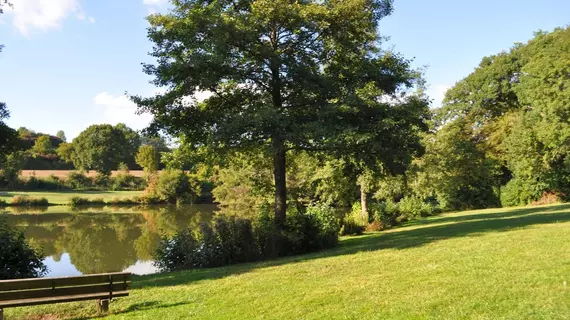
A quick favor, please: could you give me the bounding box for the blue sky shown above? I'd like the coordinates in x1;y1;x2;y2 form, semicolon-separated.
0;0;568;140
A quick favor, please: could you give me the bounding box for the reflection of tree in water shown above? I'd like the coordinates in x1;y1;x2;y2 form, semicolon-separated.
134;229;162;261
3;205;218;274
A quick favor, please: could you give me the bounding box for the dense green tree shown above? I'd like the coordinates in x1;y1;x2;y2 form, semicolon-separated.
0;151;26;187
56;142;74;163
114;123;142;167
71;124;132;174
136;145;160;173
132;0;429;224
32;135;55;156
0;105;18;162
17;127;35;139
410;120;500;210
0;220;47;280
440;26;570;205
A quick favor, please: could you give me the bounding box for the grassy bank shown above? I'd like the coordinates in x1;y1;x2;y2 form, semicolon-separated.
0;191;143;205
7;203;570;319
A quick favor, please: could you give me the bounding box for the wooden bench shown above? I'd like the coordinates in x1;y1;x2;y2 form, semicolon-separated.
0;272;131;320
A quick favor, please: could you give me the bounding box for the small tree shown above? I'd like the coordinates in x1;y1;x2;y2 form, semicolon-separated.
56;142;74;163
136;145;160;174
32;135;54;156
56;130;67;142
0;220;47;279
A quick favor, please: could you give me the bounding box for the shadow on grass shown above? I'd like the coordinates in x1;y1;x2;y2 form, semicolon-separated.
68;301;188;320
134;203;570;290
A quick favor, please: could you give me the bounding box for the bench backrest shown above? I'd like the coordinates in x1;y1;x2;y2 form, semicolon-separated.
0;272;131;309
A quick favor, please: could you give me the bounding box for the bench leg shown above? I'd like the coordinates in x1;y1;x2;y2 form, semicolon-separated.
0;308;3;320
97;299;109;313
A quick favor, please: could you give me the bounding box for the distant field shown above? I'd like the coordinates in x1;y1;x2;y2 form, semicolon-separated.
0;191;144;205
20;170;147;179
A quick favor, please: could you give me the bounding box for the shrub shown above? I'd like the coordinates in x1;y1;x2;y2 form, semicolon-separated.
25;175;41;190
69;197;106;207
153;170;200;204
108;197;139;206
112;173;146;191
0;199;6;207
398;196;440;220
339;215;365;236
10;196;49;207
93;173;111;189
501;178;545;207
132;195;164;205
66;172;92;189
0;220;47;279
154;202;340;272
40;174;67;190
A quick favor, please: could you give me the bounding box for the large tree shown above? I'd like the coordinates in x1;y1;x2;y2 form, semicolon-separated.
132;0;429;224
70;124;135;174
439;27;570;205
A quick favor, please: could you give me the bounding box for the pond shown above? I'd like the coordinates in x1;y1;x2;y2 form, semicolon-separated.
0;205;223;277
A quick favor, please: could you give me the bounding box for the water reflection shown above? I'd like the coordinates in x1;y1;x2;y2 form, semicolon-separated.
1;205;217;277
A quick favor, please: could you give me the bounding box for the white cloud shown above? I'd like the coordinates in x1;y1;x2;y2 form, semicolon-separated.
427;84;451;108
3;0;94;35
88;16;95;24
93;92;153;130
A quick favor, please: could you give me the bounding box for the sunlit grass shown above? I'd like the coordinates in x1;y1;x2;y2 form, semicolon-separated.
7;203;570;319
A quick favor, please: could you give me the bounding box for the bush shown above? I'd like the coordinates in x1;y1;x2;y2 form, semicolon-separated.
398;196;440;220
153;170;200;204
66;172;92;189
0;220;47;279
93;173;111;189
69;197;106;207
40;174;67;190
339;215;365;236
112;173;146;191
501;178;545;207
10;196;49;207
0;199;6;207
154;203;340;272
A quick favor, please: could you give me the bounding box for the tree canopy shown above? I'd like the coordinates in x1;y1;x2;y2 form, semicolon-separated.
70;124;140;174
132;0;429;224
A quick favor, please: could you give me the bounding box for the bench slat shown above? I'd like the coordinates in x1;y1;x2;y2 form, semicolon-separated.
0;291;129;309
0;282;130;302
0;273;131;292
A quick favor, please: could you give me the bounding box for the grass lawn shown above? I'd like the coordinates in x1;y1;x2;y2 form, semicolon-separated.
0;191;143;205
6;203;570;319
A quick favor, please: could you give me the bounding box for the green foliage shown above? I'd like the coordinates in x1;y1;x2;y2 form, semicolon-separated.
69;197;106;207
500;178;545;207
398;196;440;220
136;145;160;173
66;172;92;189
31;135;54;156
339;216;365;236
411;120;501;211
56;130;67;142
132;0;428;222
155;203;340;272
10;196;49;207
112;173;146;191
0;220;47;279
0;151;26;188
56;142;74;163
439;27;570;208
70;124;139;174
92;173;111;189
154;170;200;204
0;104;18;162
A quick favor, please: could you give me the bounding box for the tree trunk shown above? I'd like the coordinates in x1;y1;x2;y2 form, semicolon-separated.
273;144;287;227
361;186;368;221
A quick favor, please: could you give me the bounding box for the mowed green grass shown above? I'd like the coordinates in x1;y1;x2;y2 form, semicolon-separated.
7;203;570;319
0;191;143;205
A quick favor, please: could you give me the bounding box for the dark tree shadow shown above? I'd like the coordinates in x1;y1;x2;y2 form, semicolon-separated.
134;203;570;289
